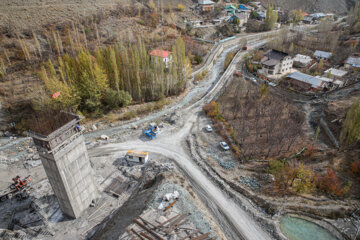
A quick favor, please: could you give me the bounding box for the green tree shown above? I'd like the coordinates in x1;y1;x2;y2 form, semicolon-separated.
264;5;278;31
290;9;304;23
340;100;360;147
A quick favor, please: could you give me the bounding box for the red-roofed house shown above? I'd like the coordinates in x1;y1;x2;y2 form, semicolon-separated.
150;49;173;67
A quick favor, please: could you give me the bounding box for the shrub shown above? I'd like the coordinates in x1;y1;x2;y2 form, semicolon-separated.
177;4;185;12
224;52;236;70
104;89;132;109
120;111;137;120
316;167;343;196
194;55;203;64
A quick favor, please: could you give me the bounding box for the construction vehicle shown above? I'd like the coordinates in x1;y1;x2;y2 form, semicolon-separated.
0;175;32;202
144;124;158;139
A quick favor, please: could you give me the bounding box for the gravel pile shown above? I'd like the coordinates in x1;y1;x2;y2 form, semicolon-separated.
238;176;261;190
207;150;236;170
148;181;213;235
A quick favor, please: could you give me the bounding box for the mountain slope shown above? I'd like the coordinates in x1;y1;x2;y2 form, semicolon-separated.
261;0;356;14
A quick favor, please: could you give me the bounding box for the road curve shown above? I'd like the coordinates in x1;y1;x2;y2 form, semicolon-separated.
90;138;272;240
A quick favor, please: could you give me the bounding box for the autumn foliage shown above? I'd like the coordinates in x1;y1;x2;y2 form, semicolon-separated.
316;167;343;196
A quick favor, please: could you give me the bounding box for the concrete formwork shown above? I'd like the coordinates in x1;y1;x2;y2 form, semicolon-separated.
28;112;98;219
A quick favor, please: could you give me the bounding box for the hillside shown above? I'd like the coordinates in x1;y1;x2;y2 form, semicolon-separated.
260;0;356;14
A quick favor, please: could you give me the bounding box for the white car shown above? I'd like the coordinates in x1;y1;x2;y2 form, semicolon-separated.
250;77;257;83
206;125;213;132
268;82;277;87
220;141;230;150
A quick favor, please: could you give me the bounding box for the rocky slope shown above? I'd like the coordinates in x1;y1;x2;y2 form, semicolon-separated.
261;0;356;14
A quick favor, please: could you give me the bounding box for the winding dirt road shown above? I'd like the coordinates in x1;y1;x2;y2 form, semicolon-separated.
89;39;273;240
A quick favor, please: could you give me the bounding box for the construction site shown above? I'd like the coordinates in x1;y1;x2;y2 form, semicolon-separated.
0;109;226;240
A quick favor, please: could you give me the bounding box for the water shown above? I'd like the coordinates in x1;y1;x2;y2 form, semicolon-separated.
280;215;338;240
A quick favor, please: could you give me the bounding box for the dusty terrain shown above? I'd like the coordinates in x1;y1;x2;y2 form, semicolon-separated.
260;0;355;15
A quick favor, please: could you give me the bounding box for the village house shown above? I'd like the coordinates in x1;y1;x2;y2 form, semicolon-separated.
225;5;237;15
125;150;149;164
259;49;293;76
238;4;253;13
344;56;360;69
314;50;332;61
150;49;172;67
324;68;348;79
293;54;313;68
286;72;329;91
198;0;215;12
229;12;249;26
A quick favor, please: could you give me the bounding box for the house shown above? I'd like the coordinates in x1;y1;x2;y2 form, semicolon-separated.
198;0;215;12
256;11;266;20
150;49;172;67
260;49;293;76
314;50;332;61
293;54;313;68
286;72;329;91
239;4;253;13
229;12;249;26
303;16;314;24
126;150;149;164
324;68;348;79
344;57;360;68
310;13;326;20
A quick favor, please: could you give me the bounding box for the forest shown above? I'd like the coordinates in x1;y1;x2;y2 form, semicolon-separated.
36;37;189;116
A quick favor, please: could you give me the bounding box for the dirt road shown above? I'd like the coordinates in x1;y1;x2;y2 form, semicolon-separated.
89;114;272;240
88;39;273;239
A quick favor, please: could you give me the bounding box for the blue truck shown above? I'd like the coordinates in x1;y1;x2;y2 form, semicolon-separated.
144;124;157;139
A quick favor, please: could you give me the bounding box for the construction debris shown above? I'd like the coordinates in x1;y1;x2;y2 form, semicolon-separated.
120;208;215;240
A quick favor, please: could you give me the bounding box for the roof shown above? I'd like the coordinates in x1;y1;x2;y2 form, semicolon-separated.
287;72;325;88
303;16;313;22
262;59;279;66
324;68;348;77
239;4;249;10
314;50;332;59
310;13;326;18
198;0;215;5
150;50;171;58
126;150;149;158
225;5;236;10
264;49;289;61
316;76;332;82
345;57;360;67
257;11;266;18
293;54;312;64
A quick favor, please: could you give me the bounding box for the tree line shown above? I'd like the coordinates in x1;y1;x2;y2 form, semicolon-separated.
37;37;189;115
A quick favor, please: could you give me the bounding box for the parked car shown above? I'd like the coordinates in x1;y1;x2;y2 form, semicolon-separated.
206;125;213;132
250;77;257;83
268;82;277;87
220;141;230;150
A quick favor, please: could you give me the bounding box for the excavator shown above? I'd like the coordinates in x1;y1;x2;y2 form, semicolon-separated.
0;175;32;202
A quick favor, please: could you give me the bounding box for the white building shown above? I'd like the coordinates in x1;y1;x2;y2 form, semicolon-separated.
260;49;293;76
150;50;172;68
293;54;313;68
344;57;360;69
324;68;348;79
314;50;332;61
126;151;149;164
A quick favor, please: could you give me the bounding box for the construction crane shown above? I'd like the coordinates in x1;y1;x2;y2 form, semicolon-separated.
0;175;32;202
